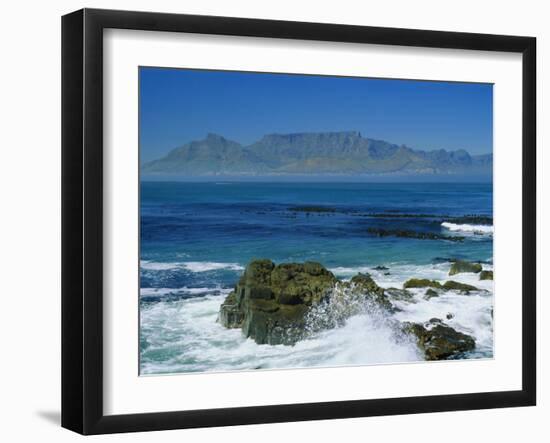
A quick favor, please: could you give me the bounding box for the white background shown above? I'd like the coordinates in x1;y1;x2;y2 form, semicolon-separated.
0;0;547;442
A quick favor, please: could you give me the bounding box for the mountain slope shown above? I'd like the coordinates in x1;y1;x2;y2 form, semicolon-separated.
142;133;267;174
141;131;492;176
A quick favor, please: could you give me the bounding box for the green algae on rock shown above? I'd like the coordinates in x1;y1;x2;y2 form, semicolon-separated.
219;260;395;345
448;259;482;276
219;259;337;345
442;280;479;292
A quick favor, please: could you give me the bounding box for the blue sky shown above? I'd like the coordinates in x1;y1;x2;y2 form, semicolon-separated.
139;67;493;163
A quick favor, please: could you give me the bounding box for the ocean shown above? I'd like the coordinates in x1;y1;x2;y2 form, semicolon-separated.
139;181;494;375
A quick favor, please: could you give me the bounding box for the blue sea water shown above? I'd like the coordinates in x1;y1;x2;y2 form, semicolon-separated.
139;182;493;374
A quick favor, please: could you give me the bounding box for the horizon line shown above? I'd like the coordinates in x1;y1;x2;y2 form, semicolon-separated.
139;175;493;184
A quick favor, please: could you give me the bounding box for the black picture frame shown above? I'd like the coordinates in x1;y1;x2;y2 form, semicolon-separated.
61;8;536;435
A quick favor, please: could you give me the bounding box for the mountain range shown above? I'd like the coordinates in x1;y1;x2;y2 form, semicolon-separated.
141;131;492;177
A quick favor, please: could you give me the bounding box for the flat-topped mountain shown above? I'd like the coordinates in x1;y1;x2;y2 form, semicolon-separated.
141;131;492;176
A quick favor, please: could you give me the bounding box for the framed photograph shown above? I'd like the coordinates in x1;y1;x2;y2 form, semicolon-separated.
61;8;536;435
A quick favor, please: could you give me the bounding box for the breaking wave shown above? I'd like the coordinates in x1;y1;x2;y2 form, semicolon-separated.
140;260;493;374
140;290;421;375
140;260;244;272
441;222;493;235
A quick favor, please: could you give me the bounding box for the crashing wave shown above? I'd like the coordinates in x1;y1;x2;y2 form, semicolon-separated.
441;222;493;235
140;260;244;272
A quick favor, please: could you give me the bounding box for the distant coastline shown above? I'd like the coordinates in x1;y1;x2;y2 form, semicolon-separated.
141;131;492;179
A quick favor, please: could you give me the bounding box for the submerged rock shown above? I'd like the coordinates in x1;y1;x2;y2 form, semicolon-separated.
219;260;395;345
479;270;494;280
367;227;464;242
288;205;336;213
423;288;440;300
386;287;416;303
449;260;482;276
402;318;475;360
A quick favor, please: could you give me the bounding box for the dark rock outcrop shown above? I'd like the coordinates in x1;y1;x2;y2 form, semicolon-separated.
402;318;475;360
219;260;338;345
449;260;482;276
479;270;494;280
219;260;395;345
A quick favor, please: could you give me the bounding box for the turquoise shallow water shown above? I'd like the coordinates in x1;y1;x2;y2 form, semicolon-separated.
139;182;493;374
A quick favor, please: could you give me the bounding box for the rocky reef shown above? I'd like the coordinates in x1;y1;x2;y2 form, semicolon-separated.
366;228;464;242
288;205;337;213
403;277;480;294
219;259;479;360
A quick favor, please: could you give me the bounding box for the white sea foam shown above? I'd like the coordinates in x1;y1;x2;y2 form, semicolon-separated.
441;222;493;235
140;260;181;271
331;262;451;284
392;290;493;355
374;262;494;356
367;262;494;294
182;262;244;273
140;260;244;273
140;292;421;374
